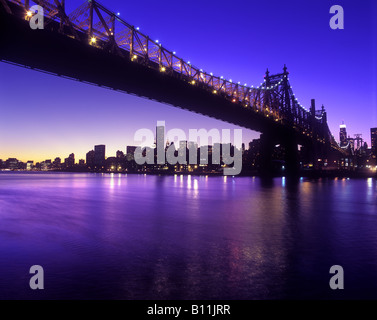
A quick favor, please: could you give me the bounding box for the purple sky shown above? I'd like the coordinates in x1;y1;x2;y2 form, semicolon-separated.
1;0;376;162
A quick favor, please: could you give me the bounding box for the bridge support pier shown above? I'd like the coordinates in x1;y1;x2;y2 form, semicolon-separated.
260;131;300;177
281;134;299;177
260;132;275;176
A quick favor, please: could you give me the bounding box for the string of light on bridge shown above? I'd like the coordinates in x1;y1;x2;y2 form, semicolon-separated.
21;0;326;125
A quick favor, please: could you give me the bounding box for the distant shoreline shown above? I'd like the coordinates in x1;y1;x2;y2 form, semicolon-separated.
1;169;376;179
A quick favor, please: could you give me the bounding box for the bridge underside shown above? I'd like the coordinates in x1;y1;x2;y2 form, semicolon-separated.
0;10;286;134
0;6;344;176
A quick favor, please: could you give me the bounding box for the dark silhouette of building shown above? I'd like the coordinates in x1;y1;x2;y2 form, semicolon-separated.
116;150;125;159
52;157;61;169
106;157;117;171
94;145;105;169
64;153;75;168
371;127;377;165
86;150;95;169
5;158;19;170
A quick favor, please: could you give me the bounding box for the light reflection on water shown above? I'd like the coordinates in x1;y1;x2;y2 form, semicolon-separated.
0;172;376;299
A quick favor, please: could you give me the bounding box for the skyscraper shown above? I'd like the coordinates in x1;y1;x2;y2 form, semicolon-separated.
86;150;95;168
371;128;377;164
156;122;165;164
94;145;106;169
339;123;347;147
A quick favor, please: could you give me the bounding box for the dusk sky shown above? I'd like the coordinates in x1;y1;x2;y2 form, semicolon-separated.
0;0;376;162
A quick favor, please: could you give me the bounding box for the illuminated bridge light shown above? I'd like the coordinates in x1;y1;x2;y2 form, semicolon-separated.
155;40;159;43
90;37;96;44
26;11;32;17
160;66;166;72
232;98;236;102
173;51;176;54
191;80;196;85
213;90;217;94
117;12;120;16
136;27;140;30
131;54;137;61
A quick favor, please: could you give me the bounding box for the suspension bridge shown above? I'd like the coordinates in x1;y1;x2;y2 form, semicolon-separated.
0;0;347;175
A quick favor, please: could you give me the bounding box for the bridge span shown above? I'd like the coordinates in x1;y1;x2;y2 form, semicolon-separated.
0;0;347;175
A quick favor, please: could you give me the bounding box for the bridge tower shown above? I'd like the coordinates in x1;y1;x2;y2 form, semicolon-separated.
260;65;300;177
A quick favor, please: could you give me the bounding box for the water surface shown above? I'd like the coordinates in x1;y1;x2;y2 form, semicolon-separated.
0;173;376;299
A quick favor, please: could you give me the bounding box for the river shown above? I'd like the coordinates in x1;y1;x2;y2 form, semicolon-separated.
0;172;376;299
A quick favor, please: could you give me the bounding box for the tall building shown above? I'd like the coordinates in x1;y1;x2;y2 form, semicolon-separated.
86;150;95;169
65;153;75;168
52;157;61;169
371;127;377;164
94;145;106;169
179;140;187;164
339;123;347;147
156;123;165;164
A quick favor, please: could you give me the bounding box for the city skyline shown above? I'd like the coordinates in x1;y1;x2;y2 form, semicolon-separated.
2;123;376;168
1;122;376;164
1;0;376;162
